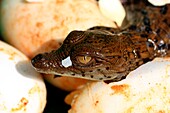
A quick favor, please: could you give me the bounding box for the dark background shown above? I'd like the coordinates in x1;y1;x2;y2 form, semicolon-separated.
0;35;70;113
43;81;70;113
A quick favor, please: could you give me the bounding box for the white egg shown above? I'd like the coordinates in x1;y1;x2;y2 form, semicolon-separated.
148;0;170;6
0;41;46;113
68;58;170;113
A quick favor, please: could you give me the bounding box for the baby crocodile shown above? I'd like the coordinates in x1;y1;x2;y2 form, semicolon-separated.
31;1;170;81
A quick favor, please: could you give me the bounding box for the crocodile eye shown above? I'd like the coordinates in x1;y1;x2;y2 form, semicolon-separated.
76;56;92;64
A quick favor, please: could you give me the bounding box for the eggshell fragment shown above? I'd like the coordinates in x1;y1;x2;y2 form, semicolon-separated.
68;58;170;113
98;0;125;26
148;0;170;6
0;41;46;113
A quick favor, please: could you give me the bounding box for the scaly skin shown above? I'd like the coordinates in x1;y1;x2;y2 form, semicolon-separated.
31;1;170;81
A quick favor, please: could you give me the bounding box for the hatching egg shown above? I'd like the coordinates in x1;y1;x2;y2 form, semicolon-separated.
68;58;170;113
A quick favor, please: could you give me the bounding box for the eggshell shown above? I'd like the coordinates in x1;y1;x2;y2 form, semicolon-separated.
0;0;116;58
98;0;125;26
43;75;90;91
0;41;46;113
148;0;170;6
68;58;170;113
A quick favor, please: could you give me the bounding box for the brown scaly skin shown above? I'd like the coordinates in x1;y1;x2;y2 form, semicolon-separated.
31;1;170;81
